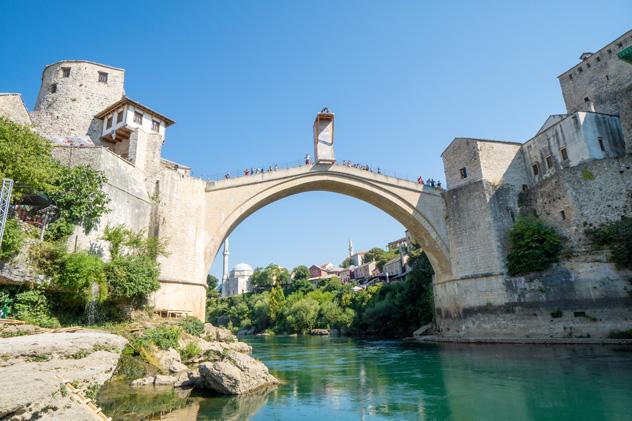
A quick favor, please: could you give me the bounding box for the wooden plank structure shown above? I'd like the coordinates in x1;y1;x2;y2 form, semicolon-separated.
57;376;111;421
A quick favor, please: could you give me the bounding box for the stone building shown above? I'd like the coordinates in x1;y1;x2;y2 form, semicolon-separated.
1;30;631;338
222;263;253;297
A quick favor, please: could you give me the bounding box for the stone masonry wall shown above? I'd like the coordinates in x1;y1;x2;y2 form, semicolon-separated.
0;94;31;125
31;61;125;142
558;30;632;151
51;146;152;260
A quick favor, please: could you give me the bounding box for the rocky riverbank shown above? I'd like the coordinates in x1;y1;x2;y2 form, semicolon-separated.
127;322;278;395
0;319;278;420
0;326;127;420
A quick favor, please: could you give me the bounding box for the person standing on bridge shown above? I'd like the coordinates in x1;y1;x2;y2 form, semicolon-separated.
417;176;423;184
305;154;311;165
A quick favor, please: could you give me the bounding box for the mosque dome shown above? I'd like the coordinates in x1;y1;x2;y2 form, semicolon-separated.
233;263;253;272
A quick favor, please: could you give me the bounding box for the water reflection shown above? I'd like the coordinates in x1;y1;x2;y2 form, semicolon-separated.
217;336;632;421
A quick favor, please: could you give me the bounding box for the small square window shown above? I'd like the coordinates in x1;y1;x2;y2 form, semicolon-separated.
106;117;113;129
98;72;108;83
586;62;591;68
545;155;553;169
459;167;467;179
50;83;57;93
578;66;583;73
532;164;539;176
560;147;568;161
133;112;143;124
607;48;612;54
560;210;566;220
598;137;605;152
151;120;160;132
596;56;601;62
617;42;623;48
61;67;71;77
569;74;573;80
116;110;124;123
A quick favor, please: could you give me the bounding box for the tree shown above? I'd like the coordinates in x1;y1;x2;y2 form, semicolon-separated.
206;274;219;290
48;165;110;232
0;117;59;198
54;252;108;306
269;285;285;322
362;247;399;271
251;264;290;291
340;257;352;268
286;297;319;333
292;265;310;281
506;217;562;276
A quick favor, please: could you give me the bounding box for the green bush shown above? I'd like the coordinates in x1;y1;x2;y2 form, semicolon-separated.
115;354;148;380
47;165;110;232
0;218;25;261
180;316;205;337
13;288;60;328
105;256;160;303
506;217;562;276
55;252;107;305
285;298;319;333
179;341;202;362
29;240;67;277
608;329;632;339
145;326;181;350
44;218;75;242
586;216;632;270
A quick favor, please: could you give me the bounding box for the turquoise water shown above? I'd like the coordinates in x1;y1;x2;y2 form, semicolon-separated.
195;336;632;421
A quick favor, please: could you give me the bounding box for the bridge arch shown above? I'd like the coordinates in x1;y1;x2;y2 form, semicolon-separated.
203;164;451;282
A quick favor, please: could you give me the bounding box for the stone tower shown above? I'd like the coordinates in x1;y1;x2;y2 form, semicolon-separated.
30;60;125;142
313;108;335;164
221;238;230;290
348;239;354;258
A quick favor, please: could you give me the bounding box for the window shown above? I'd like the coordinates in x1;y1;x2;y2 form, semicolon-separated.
578;66;583;73
459;167;467;179
569;74;573;80
596;56;601;62
61;67;71;77
560;147;568;161
98;71;108;83
522;184;528;192
545;155;553;169
106;117;113;129
598;137;605;152
50;83;57;93
586;62;591;68
560;210;566;220
133;111;143;124
151;120;160;132
116;110;124;123
617;42;623;48
532;163;539;176
607;48;612;54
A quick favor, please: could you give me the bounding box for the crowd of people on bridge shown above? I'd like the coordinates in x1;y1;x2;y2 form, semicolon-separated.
221;154;443;189
417;176;442;189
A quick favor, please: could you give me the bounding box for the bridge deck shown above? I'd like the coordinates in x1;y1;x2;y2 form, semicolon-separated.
204;163;443;195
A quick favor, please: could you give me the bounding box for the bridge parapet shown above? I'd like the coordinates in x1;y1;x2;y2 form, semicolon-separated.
204;163;442;195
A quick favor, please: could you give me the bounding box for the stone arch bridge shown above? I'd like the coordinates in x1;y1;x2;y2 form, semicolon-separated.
153;163;452;319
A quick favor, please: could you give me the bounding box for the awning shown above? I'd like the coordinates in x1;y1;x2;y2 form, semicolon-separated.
618;45;632;64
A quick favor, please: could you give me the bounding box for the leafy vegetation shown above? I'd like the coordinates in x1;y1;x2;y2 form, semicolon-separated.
53;252;107;306
586;216;632;270
180;316;205;337
0;117;59;198
361;247;400;271
12;288;60;328
208;247;435;338
143;326;182;350
250;264;291;291
506;216;562;276
0;218;26;261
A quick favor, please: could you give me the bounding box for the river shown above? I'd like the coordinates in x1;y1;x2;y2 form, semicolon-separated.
99;335;632;420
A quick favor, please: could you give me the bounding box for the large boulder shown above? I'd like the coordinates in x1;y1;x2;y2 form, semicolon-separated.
204;323;237;343
0;329;127;420
155;348;188;373
197;351;278;394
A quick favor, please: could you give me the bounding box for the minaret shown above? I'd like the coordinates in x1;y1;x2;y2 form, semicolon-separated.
348;239;354;258
221;238;230;290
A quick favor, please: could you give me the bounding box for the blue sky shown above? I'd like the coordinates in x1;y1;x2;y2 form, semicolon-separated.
1;1;630;278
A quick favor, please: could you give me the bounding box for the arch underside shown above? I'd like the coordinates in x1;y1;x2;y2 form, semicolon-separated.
205;171;451;281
